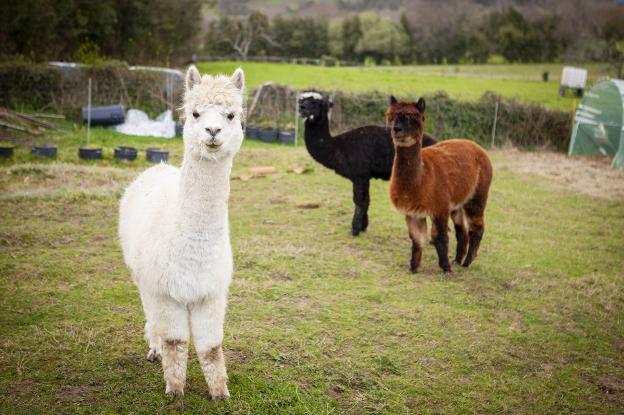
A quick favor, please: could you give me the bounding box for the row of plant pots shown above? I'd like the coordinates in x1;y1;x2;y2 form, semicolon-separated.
0;144;169;163
245;127;296;144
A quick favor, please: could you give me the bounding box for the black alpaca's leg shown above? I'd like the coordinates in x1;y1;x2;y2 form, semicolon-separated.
351;178;370;236
405;215;427;273
432;215;451;273
462;194;487;267
451;209;468;264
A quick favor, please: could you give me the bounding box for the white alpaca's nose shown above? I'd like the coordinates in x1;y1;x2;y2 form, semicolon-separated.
205;127;221;138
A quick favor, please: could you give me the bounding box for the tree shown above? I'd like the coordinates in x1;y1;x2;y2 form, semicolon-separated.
342;15;362;62
205;11;274;60
271;17;329;59
486;8;553;63
592;6;624;78
399;12;414;63
0;0;202;64
328;19;344;58
355;12;409;63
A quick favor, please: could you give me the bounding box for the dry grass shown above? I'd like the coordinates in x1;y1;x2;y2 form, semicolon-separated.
495;149;624;200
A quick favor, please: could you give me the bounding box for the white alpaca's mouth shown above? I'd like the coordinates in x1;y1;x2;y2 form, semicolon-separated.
205;143;222;151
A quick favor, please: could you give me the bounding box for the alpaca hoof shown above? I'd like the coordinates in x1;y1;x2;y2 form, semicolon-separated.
409;265;419;273
351;228;361;236
442;267;452;273
210;384;230;401
146;348;161;362
166;387;184;398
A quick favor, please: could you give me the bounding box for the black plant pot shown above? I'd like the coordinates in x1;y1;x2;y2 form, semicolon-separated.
79;147;103;160
257;128;277;143
31;144;57;158
279;130;295;144
114;146;138;161
175;122;184;137
246;127;258;139
0;145;15;157
146;147;169;163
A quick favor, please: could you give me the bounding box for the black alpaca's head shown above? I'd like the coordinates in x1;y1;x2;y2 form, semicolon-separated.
298;91;326;122
386;95;426;146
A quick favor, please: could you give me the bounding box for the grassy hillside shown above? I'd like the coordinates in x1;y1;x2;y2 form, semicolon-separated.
197;61;609;111
1;127;623;414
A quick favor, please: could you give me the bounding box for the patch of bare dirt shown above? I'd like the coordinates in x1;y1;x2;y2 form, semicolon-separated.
598;376;624;396
55;383;101;402
11;379;36;395
494;149;624;201
0;163;137;199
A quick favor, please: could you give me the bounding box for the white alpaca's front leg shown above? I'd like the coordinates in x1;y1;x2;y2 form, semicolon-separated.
190;294;229;401
145;292;190;397
140;291;161;362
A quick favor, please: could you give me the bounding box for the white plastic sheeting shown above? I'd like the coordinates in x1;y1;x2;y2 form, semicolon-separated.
112;109;176;138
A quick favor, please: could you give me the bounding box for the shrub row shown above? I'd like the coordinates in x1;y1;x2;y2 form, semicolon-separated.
250;85;573;151
0;61;573;151
0;60;183;118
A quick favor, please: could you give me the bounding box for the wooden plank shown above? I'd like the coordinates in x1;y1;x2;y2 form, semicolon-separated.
0;120;43;136
9;109;58;129
33;113;65;120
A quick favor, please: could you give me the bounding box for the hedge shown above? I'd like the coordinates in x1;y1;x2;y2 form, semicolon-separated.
0;60;183;118
249;85;573;151
0;61;572;151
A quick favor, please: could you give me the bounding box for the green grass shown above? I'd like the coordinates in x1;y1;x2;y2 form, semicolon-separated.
1;126;623;414
197;61;612;111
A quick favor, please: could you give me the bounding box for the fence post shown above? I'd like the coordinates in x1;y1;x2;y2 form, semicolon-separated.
490;101;498;149
87;78;92;147
294;91;300;147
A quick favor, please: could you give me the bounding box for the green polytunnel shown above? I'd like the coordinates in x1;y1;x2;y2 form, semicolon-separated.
568;78;624;168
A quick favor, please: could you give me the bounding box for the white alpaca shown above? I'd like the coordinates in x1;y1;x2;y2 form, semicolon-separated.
118;65;245;399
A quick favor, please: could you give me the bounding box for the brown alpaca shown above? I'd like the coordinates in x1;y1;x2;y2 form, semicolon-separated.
386;96;493;273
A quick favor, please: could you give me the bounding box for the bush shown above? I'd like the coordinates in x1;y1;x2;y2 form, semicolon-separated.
247;85;572;152
0;60;183;118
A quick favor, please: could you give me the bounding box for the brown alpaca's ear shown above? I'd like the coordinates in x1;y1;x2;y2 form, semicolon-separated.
416;98;426;113
389;95;398;105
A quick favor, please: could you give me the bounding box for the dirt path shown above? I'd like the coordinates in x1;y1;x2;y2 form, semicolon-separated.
494;149;624;201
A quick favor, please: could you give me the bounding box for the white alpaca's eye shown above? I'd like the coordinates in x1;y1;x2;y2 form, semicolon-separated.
192;111;200;119
227;113;235;121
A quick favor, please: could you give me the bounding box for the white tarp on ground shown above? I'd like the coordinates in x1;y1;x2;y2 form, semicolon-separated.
112;109;176;138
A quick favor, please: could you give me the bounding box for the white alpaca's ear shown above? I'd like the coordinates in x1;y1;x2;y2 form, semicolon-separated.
186;65;202;91
230;67;245;91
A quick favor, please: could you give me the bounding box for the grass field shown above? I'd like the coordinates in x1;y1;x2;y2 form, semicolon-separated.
197;62;612;111
1;127;623;414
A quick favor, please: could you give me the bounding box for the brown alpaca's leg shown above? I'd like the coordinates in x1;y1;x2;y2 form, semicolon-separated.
451;209;468;264
463;193;488;267
406;215;427;273
431;214;452;272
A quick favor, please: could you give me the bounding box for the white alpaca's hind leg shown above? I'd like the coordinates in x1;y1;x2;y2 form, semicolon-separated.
145;292;190;397
140;291;161;362
190;295;229;401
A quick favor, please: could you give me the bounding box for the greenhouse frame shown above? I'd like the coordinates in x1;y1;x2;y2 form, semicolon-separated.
568;78;624;168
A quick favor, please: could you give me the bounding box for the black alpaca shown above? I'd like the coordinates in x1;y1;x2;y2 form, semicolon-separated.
298;91;437;235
